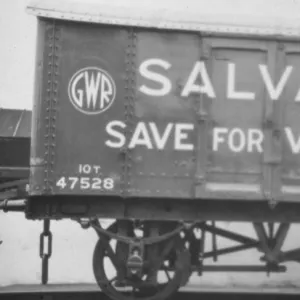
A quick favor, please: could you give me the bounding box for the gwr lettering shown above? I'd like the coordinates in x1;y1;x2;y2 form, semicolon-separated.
139;59;300;102
72;71;113;109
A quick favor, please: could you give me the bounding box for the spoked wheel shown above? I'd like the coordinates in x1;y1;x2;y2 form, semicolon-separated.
93;220;188;300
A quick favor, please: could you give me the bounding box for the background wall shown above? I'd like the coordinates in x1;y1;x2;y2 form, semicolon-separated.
0;0;35;110
1;0;300;292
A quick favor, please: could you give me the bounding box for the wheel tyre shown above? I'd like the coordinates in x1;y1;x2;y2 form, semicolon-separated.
93;237;186;300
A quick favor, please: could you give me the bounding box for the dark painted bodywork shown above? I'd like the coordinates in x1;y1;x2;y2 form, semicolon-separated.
28;17;300;219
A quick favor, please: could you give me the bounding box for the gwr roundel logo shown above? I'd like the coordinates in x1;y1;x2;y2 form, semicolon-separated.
68;67;116;115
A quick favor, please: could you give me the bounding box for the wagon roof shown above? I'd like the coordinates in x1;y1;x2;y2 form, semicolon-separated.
27;0;300;37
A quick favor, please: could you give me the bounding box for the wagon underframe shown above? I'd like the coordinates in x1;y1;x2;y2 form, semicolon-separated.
2;192;300;298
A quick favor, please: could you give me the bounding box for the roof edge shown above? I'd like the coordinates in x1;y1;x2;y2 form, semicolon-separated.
26;1;300;38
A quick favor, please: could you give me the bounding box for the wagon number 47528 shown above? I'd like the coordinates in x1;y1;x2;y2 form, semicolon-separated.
56;177;114;190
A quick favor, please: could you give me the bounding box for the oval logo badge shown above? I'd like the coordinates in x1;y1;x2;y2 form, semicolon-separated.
68;67;116;115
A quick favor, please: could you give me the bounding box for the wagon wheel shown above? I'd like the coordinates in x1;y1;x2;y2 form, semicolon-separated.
93;221;187;300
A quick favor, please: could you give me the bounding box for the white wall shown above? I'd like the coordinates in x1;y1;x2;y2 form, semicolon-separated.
2;212;300;290
0;0;36;110
1;0;300;292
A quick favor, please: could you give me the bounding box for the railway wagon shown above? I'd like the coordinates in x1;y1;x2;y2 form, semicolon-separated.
2;0;300;299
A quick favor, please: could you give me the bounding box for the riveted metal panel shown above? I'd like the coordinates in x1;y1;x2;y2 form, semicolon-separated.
30;18;56;195
29;17;300;204
193;38;269;200
30;19;129;196
55;22;128;196
131;30;199;198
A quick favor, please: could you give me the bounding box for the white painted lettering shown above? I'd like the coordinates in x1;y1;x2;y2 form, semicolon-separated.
79;164;100;174
93;165;101;173
71;72;84;108
228;128;246;152
285;127;300;153
139;59;172;96
213;127;228;151
174;124;194;150
227;63;255;100
128;122;153;149
181;61;216;98
149;123;173;150
100;74;113;109
295;88;300;102
84;71;101;109
259;65;293;100
83;164;92;174
104;121;300;155
247;129;264;152
105;121;126;148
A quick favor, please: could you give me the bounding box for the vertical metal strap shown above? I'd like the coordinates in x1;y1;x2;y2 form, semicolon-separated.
122;28;136;197
262;42;278;201
271;43;286;203
262;42;284;203
44;20;60;193
194;38;212;197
